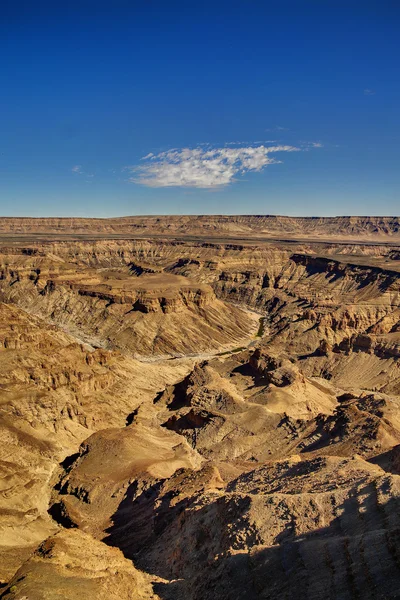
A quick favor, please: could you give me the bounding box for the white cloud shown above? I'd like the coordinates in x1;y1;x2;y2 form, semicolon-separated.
127;144;300;188
364;89;376;96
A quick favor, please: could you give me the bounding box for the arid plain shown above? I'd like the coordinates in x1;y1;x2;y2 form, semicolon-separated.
0;215;400;599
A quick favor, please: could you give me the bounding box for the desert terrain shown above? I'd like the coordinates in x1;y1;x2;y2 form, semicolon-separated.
0;215;400;599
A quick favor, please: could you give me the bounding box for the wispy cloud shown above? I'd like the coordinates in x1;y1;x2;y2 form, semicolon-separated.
265;125;290;132
363;88;376;96
71;165;94;177
126;144;302;188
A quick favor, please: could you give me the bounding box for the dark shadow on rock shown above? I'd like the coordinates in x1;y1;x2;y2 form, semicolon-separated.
102;464;400;600
369;445;400;475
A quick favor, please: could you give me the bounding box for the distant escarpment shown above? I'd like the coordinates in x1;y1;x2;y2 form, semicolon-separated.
0;214;400;240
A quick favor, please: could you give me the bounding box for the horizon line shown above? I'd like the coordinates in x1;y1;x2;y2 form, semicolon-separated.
0;214;399;220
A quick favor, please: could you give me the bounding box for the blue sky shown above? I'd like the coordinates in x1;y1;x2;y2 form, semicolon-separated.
1;0;399;217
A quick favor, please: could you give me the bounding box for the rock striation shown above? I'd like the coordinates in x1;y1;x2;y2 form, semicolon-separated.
0;214;399;241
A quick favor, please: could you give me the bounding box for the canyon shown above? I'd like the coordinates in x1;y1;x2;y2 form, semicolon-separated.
0;216;399;599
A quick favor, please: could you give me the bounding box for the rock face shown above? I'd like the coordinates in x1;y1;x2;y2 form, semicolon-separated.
1;529;161;600
0;221;400;599
130;456;400;600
